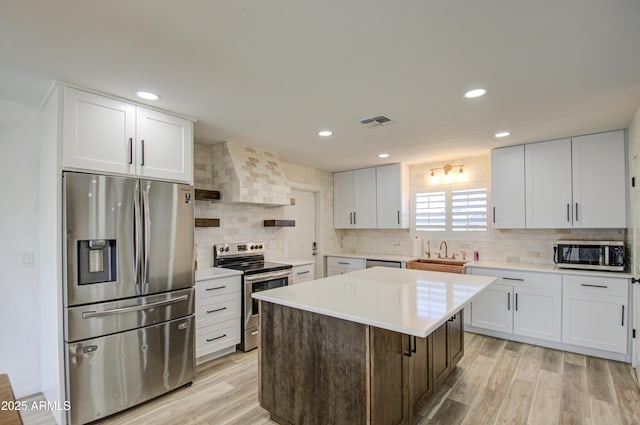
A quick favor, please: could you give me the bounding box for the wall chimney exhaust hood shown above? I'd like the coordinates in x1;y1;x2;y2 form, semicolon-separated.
210;141;291;206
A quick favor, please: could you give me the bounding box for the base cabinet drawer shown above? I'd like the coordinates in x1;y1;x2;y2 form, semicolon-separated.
196;276;242;300
326;256;365;269
292;263;315;284
196;291;241;326
196;319;241;358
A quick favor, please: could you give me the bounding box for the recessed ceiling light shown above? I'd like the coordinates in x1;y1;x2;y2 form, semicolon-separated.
495;131;511;138
463;88;486;99
318;130;332;137
136;91;160;101
378;153;390;159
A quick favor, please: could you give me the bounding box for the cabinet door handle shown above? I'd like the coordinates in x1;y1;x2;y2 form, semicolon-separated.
128;137;133;165
206;334;226;342
412;336;417;353
580;284;608;289
140;139;145;166
575;202;579;222
205;285;226;291
502;277;524;282
567;203;570;222
493;206;496;224
621;305;625;326
515;293;518;312
354;212;356;225
206;307;227;314
507;292;511;311
397;210;400;225
404;335;412;357
349;212;353;225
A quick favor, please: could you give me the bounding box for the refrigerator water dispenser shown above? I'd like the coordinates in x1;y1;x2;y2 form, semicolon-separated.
77;239;117;284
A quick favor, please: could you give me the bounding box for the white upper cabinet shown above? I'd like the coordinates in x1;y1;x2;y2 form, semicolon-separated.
334;168;376;228
63;88;136;176
525;138;573;228
376;163;409;228
136;107;193;182
491;145;525;228
334;164;409;229
62;86;194;184
353;168;377;228
524;131;626;229
334;170;355;228
571;130;626;228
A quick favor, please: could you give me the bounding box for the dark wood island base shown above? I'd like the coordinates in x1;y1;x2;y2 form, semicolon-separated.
258;301;464;425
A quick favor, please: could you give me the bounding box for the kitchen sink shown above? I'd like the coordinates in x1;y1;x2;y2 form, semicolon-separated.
406;258;467;274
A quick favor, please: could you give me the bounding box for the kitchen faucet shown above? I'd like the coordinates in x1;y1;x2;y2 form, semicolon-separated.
439;240;448;258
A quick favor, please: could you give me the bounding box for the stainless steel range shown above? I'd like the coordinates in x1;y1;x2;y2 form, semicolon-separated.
214;242;292;351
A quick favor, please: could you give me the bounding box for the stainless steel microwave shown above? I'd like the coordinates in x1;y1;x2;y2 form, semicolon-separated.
553;240;625;272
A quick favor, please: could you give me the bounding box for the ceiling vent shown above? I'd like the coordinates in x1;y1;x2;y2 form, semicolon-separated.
360;115;393;128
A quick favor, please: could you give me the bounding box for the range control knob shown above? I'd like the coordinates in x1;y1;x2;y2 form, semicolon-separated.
219;247;224;252
224;246;230;252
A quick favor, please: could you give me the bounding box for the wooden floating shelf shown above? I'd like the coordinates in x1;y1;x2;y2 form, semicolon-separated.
194;189;221;201
263;219;295;227
195;218;220;228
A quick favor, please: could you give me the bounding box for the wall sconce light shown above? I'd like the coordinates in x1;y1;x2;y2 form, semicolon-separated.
430;163;464;177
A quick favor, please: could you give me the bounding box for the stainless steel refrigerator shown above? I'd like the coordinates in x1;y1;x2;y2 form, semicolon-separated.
63;172;195;425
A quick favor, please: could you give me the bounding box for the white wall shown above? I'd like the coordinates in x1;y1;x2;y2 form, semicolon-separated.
0;99;41;397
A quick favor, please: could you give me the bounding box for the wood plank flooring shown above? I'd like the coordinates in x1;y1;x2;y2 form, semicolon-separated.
20;333;640;425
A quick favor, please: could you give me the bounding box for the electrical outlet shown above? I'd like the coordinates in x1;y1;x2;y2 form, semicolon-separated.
22;252;34;267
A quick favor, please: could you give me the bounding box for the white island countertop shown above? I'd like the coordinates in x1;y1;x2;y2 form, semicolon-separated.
253;267;496;337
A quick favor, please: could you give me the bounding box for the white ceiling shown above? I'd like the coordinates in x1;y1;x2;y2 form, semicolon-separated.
1;0;640;171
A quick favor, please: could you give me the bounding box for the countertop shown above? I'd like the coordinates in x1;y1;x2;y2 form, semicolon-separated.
195;267;243;281
273;258;315;267
325;252;417;263
467;261;633;279
252;267;496;337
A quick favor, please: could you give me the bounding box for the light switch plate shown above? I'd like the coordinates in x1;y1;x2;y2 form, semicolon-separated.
22;252;34;267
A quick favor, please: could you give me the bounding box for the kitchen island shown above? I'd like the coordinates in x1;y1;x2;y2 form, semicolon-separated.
253;267;495;425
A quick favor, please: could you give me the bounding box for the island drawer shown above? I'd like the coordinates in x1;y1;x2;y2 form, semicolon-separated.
196;276;241;299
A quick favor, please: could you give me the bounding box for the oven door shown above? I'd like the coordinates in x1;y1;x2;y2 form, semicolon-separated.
244;270;292;331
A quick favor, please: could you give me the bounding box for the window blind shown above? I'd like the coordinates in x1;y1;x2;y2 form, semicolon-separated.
415;191;446;231
451;188;488;231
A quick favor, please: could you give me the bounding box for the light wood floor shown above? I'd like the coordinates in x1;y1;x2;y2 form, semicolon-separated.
22;333;640;425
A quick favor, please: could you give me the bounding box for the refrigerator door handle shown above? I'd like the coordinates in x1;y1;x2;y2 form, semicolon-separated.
142;188;151;292
133;185;142;292
81;294;188;318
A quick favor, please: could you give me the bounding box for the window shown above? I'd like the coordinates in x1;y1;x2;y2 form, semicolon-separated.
415;186;488;238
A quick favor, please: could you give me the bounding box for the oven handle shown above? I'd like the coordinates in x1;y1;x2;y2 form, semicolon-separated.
244;270;292;283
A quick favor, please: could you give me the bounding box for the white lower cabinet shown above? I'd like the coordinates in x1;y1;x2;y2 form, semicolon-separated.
326;256;365;276
195;274;242;362
292;263;315;284
562;275;628;354
469;268;562;342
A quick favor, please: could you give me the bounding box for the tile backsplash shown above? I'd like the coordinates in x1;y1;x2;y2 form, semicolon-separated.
337;228;627;264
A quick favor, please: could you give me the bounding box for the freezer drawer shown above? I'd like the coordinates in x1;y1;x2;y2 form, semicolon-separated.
66;288;194;342
66;315;195;425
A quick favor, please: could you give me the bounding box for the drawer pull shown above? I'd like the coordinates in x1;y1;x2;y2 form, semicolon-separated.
502;277;524;281
338;261;350;265
205;285;226;291
580;284;608;289
206;307;227;314
206;334;226;342
297;270;310;275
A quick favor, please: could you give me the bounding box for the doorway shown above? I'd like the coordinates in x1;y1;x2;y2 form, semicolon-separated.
284;188;320;277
